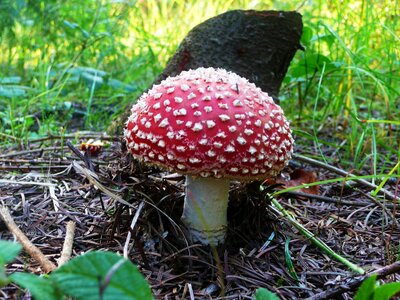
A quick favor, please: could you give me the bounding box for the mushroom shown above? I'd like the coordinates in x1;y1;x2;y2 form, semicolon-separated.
124;67;294;245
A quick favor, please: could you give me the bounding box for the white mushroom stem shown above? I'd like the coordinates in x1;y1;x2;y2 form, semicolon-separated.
181;175;230;245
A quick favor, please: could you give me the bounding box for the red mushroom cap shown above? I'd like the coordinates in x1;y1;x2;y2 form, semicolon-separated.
81;139;104;156
124;67;294;180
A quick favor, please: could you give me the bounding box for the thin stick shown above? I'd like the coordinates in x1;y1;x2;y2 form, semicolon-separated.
28;134;122;143
0;146;69;159
123;202;145;259
270;198;365;274
307;261;400;300
66;141;93;171
0;165;69;171
58;221;76;266
188;283;195;300
0;179;57;187
286;191;398;209
0;206;56;273
284;191;367;206
293;153;396;200
0;158;71;164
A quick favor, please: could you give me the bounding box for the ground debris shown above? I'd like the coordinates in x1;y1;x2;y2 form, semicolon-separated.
0;134;399;299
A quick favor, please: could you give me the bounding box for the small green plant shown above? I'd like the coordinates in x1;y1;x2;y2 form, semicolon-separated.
0;240;154;300
354;274;400;300
253;275;400;300
254;287;280;300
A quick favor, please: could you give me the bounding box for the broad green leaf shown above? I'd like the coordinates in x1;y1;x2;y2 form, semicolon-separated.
0;76;21;84
354;275;377;300
0;259;10;287
107;78;137;92
69;66;107;77
311;33;335;48
0;85;27;98
373;282;400;300
301;26;313;47
80;28;90;39
63;20;79;29
290;53;338;78
10;273;60;300
51;251;153;300
255;288;280;300
81;72;104;87
0;240;22;263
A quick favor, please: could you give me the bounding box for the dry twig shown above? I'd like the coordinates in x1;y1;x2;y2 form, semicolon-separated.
0;179;56;187
28;133;122;143
58;221;76;266
0;146;69;158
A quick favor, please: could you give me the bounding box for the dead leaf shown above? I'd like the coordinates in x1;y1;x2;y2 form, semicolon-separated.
277;169;320;195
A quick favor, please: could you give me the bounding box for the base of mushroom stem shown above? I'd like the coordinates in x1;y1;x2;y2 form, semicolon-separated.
181;175;230;246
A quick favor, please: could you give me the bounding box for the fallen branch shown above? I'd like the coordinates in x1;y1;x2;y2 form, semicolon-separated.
0;206;57;273
58;221;76;266
307;261;400;300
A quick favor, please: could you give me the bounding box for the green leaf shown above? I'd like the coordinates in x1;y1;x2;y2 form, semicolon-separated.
0;76;21;84
301;26;313;47
81;72;104;88
51;251;154;300
354;275;377;300
0;240;22;263
255;288;280;300
63;20;79;29
373;282;400;300
311;33;335;48
284;238;299;281
80;28;91;39
0;240;22;288
0;85;27;98
69;66;107;77
290;53;338;78
0;259;10;288
107;78;137;92
10;273;61;300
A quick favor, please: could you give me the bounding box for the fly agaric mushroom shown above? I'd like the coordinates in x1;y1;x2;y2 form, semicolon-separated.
124;67;293;245
81;139;104;156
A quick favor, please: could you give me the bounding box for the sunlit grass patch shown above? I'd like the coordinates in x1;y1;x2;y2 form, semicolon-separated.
0;0;398;173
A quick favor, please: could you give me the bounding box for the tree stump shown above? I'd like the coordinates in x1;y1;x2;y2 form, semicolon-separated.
156;10;302;100
111;10;303;133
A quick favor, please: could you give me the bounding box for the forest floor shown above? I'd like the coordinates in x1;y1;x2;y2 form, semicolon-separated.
0;132;399;299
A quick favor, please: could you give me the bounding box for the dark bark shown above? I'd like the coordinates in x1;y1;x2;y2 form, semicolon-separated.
110;10;303;133
156;10;303;100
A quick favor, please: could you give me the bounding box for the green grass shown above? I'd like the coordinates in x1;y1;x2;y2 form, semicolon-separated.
0;0;399;174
